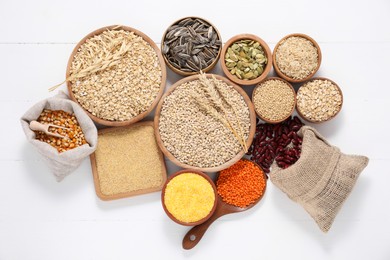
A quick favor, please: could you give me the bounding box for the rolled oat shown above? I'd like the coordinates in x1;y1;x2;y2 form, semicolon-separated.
297;79;342;122
70;29;162;121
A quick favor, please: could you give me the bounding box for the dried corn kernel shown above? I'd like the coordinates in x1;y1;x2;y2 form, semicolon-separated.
164;173;215;223
35;109;88;153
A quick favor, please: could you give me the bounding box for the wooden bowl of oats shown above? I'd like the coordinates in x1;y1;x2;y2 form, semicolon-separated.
220;34;272;86
154;73;256;172
161;17;222;76
273;33;322;83
296;77;343;123
66;25;167;126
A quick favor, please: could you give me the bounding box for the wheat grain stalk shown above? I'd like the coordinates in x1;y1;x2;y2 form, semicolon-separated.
210;75;248;152
190;90;244;149
196;72;247;152
48;33;132;92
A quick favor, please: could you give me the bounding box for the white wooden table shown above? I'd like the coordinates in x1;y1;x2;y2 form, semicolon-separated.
1;0;389;259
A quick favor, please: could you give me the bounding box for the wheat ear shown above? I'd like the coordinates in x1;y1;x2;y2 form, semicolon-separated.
198;72;247;152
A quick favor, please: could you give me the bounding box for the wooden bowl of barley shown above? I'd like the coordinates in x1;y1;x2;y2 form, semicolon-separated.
66;25;167;126
154;73;256;173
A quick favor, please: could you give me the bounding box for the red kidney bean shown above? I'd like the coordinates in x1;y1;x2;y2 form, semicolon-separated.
291;125;301;131
294;116;302;124
276;161;287;168
248;116;305;173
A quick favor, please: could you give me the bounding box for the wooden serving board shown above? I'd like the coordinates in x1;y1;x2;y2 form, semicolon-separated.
90;121;167;200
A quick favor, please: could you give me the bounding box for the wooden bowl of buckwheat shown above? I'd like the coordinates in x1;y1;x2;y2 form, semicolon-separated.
154;73;256;172
161;17;222;76
66;25;167;126
296;77;343;123
220;34;272;86
273;33;322;83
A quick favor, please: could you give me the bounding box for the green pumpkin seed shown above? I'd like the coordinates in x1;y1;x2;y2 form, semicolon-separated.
224;38;267;81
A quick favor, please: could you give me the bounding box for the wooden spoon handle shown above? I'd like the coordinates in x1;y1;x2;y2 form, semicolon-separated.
29;120;46;132
182;209;227;250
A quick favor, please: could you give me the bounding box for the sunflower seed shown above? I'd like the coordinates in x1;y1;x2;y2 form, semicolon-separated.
178;53;191;60
207;26;213;39
163;17;221;72
162;44;169;54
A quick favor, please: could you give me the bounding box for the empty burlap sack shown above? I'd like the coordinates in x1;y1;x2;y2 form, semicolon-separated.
270;126;369;232
20;91;98;182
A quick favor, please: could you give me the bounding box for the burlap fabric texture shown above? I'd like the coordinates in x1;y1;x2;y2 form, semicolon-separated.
270;126;369;232
21;92;98;182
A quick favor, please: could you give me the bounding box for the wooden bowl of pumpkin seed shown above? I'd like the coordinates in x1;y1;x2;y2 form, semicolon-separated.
161;17;222;76
66;25;167;126
220;34;272;86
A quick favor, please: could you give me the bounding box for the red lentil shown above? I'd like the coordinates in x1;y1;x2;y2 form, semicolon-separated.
217;159;266;208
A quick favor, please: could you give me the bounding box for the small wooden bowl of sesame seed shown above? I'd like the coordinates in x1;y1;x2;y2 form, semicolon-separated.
252;77;296;123
66;25;167;127
296;77;343;123
161;169;217;226
161;16;222;76
273;33;322;83
220;34;273;86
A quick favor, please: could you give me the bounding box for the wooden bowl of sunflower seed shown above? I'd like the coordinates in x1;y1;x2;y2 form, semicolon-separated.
220;34;272;86
154;73;256;172
66;25;167;126
161;17;222;76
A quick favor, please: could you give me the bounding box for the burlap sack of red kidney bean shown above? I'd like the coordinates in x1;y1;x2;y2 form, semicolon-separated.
247;117;369;232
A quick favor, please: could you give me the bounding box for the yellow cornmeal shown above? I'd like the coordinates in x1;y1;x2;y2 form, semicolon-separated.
164;173;215;223
95;125;164;196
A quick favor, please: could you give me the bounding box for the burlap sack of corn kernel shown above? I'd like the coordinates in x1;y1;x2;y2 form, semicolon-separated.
270;126;369;232
20;91;98;182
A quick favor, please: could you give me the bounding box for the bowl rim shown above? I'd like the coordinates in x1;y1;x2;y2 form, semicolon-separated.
160;16;222;76
161;169;218;226
154;73;256;172
66;24;167;127
296;77;343;123
220;33;273;86
252;77;297;124
272;33;322;83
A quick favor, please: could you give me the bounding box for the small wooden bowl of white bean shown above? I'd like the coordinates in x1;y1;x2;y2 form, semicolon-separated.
66;25;167;126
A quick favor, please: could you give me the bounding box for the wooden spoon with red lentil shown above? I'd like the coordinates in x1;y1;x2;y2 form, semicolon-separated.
182;159;267;250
